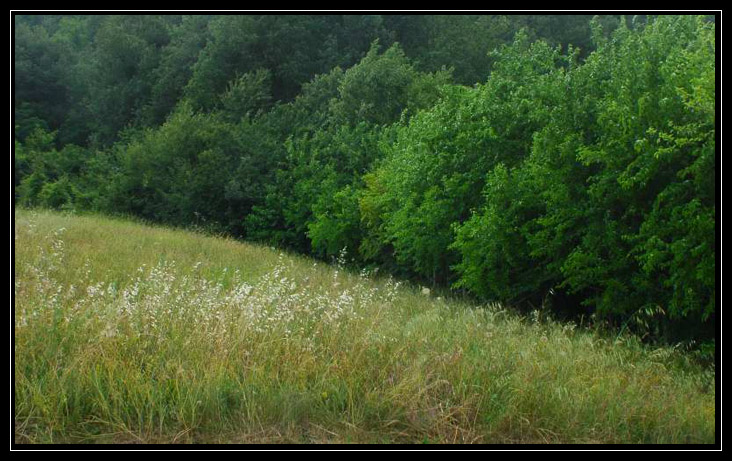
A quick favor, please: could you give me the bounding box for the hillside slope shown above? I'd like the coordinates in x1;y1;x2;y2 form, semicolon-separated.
13;210;715;444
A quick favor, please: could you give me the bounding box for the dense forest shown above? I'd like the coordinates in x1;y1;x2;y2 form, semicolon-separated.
13;14;716;349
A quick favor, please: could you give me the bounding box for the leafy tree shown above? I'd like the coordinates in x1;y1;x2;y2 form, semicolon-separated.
15;128;91;210
453;16;715;341
330;41;451;126
219;69;273;122
85;15;172;145
364;33;565;284
111;104;239;227
142;15;212;127
246;43;448;255
14;21;70;141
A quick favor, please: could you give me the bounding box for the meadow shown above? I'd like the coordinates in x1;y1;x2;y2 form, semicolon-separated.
13;209;715;444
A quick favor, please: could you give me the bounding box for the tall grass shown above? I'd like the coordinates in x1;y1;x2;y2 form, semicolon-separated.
13;209;715;444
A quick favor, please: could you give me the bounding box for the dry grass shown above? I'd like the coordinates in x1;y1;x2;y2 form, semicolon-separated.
13;209;716;444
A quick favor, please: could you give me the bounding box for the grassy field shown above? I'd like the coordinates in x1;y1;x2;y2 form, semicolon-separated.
13;209;716;444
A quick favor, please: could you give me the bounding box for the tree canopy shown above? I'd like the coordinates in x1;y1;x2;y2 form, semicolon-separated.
14;14;716;348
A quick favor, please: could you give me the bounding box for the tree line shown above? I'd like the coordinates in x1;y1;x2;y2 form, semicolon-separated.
14;14;715;349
